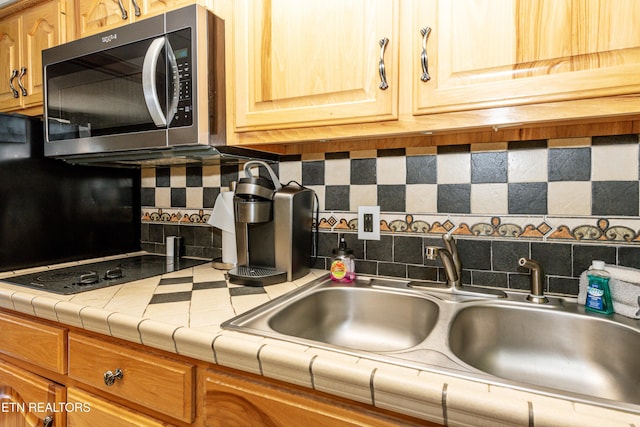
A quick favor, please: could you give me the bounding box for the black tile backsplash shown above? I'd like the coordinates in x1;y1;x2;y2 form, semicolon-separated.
592;181;639;216
492;240;529;273
351;158;377;184
301;160;325;185
325;185;350;211
406;155;437;184
306;232;640;297
155;167;170;187
437;184;471;213
548;147;591;181
378;185;405;212
171;188;186;207
508;182;548;214
531;242;573;276
141;223;218;260
471;151;508;183
186;166;203;187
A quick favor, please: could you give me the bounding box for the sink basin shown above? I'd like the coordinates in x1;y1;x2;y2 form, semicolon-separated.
268;287;439;351
223;274;640;413
448;304;640;403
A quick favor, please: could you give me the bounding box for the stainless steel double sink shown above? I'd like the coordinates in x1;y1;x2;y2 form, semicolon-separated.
221;275;640;414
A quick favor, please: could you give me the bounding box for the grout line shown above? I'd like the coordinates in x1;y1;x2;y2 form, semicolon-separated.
441;383;448;426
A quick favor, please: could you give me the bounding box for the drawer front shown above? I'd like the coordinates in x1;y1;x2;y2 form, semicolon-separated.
67;387;173;427
0;311;67;374
68;333;194;423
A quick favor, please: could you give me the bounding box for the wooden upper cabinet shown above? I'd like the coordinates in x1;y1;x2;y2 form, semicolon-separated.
233;0;400;132
0;0;62;112
411;0;640;115
74;0;196;39
0;16;21;110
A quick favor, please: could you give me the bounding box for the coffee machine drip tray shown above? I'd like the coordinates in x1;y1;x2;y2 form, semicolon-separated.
227;266;288;287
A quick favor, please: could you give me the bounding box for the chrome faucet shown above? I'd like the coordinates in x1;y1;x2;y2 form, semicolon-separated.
422;234;506;298
518;258;549;304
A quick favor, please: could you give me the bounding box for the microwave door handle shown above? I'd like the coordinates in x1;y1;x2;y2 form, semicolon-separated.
142;37;168;127
165;40;179;126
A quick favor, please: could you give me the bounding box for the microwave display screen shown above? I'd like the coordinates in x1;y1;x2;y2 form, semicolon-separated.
175;48;189;60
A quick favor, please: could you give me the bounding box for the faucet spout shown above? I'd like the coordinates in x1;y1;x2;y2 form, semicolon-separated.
442;233;462;279
519;258;549;304
425;246;460;289
418;234;506;298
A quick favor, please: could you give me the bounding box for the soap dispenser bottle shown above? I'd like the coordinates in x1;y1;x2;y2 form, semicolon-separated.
330;236;356;283
585;260;614;314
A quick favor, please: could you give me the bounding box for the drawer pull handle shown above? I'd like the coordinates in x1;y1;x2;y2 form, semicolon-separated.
420;27;432;82
378;37;389;90
43;415;54;427
104;368;123;386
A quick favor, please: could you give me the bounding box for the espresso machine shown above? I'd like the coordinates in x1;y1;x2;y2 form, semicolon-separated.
227;161;315;286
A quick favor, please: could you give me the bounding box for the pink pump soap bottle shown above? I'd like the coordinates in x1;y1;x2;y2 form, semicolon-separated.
330;236;356;283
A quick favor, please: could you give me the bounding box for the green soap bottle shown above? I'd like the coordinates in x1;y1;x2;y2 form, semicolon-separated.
585;260;614;315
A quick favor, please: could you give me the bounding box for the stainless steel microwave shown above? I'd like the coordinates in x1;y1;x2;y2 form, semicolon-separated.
42;5;232;165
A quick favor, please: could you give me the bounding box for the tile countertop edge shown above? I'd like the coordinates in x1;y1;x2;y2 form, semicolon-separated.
0;281;639;426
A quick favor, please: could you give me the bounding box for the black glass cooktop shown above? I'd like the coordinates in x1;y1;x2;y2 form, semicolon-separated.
3;255;208;295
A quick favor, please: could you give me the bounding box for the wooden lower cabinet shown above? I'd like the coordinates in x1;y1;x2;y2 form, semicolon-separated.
66;387;171;427
0;360;66;427
202;369;434;427
0;308;434;426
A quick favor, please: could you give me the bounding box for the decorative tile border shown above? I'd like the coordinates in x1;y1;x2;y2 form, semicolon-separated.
143;208;640;245
142;208;210;224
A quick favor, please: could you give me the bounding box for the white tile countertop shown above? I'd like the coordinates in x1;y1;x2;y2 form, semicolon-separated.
1;256;639;426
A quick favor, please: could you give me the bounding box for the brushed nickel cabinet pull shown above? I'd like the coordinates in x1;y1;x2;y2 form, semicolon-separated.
117;0;128;20
420;26;432;82
131;0;141;17
43;415;54;427
378;37;389;90
9;69;19;98
104;368;123;386
17;67;27;96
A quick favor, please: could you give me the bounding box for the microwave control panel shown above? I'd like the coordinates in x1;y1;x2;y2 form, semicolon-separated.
170;29;193;128
173;56;192;127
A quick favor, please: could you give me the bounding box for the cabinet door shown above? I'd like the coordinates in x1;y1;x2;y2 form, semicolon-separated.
75;0;197;38
0;15;22;111
67;387;171;427
233;0;399;132
204;369;428;427
20;0;63;108
0;361;65;427
412;0;640;115
74;0;133;38
134;0;196;21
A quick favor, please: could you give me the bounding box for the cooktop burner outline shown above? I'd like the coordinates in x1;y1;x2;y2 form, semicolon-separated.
3;255;208;295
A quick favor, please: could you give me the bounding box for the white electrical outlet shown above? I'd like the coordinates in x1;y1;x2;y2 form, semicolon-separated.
358;206;380;240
